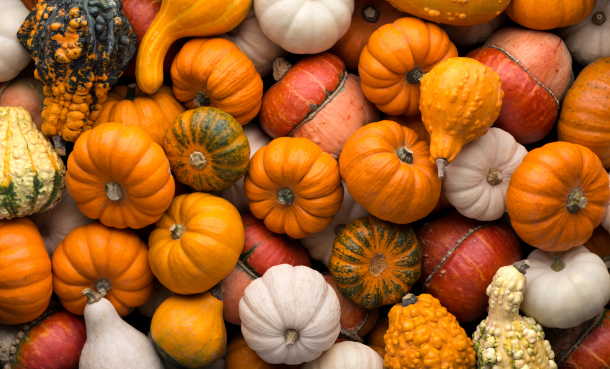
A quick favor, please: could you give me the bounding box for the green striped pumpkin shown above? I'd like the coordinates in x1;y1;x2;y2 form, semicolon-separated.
329;216;422;309
164;107;250;191
0;107;65;219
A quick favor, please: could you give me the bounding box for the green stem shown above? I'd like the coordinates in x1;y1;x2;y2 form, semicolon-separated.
406;67;424;84
566;188;587;213
396;147;413;164
170;224;185;240
551;253;566;272
277;188;295;206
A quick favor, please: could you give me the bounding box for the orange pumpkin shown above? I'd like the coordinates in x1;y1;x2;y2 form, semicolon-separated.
244;137;344;239
93;84;185;146
386;0;510;26
358;17;458;116
506;142;610;252
52;222;155;316
66;123;175;230
226;333;300;369
171;38;263;125
339;121;441;224
506;0;595;30
0;218;52;325
366;317;388;358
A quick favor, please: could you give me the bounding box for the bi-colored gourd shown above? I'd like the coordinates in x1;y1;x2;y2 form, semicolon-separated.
558;1;610;66
506;0;595;30
0;1;31;82
302;342;383;369
385;0;510;26
0;76;45;130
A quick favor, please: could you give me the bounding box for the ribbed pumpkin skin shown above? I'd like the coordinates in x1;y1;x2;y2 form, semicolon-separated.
0;107;65;219
506;142;610;252
359;17;457;116
164;107;250;192
560;310;610;369
171;38;263;125
329;216;422;309
558;57;610;169
506;0;595;30
386;0;510;26
226;334;299;369
0;218;52;325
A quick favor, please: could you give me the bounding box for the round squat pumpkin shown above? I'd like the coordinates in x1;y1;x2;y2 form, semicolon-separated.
506;0;595;30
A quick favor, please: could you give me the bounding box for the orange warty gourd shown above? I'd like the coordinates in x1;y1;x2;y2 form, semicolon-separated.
385;0;510;26
0;218;52;325
52;222;155;316
506;0;596;30
506;142;610;252
384;294;476;368
244;137;344;239
136;0;252;94
419;57;504;179
359;17;458;116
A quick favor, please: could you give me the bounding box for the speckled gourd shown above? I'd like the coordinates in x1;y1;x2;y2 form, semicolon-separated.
0;107;65;219
472;261;557;369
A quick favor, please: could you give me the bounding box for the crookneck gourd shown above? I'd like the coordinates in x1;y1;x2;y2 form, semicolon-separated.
17;0;137;148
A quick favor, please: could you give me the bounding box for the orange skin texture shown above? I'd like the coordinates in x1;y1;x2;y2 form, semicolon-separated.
66;123;175;229
385;0;510;26
329;0;406;71
171;38;263;125
560;309;610;369
558;57;610;169
244;137;344;239
135;0;251;94
0;218;52;325
366;316;388;357
226;334;300;369
506;0;595;30
93;84;185;146
420;57;503;164
358;17;458;116
148;193;245;295
151;292;226;368
52;222;154;316
506;142;610;252
339;121;441;224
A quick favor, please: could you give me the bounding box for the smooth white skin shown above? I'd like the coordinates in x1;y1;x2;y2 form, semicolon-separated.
302;341;383;369
254;0;355;54
0;0;31;82
443;127;528;221
522;246;610;329
558;0;610;65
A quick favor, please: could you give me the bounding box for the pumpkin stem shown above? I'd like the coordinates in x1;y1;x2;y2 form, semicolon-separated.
406;67;424;84
210;284;226;301
52;135;66;156
603;256;610;271
566;188;587;213
486;167;503;186
593;12;607;25
284;329;300;348
125;83;137;101
401;294;418;307
513;260;531;274
273;58;293;82
369;253;387;277
189;151;207;170
227;27;239;37
277;188;295;206
95;278;112;297
436;158;448;179
551;253;566;272
82;288;103;304
334;224;346;236
105;181;124;201
396;147;414;164
361;5;380;23
193;91;211;108
170;224;185;240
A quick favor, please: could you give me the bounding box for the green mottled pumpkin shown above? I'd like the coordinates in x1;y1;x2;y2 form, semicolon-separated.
329;216;422;309
0;107;65;219
164;107;250;192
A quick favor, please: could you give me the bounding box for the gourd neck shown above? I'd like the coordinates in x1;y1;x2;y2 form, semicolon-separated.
105;181;124;201
551;253;566;272
190;151;207;170
513;260;530;274
273;58;293;81
566;188;587;213
486;167;503;186
284;329;299;348
436;158;448;179
401;294;418;307
125;83;137;101
396;147;413;164
487;264;528;325
277;188;295;206
193;91;211;108
406;67;424;84
170;224;185;240
593;11;607;25
369;253;387;277
361;5;380;23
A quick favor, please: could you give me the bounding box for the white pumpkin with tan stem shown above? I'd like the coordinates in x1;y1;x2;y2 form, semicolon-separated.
443;128;528;221
521;246;610;329
0;0;31;82
239;264;341;365
302;341;383;369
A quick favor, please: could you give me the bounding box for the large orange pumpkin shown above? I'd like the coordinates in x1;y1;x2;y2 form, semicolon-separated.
506;0;595;30
358;17;458;116
171;38;263;125
339;120;441;224
506;142;610;252
52;222;155;316
244;137;344;239
0;218;52;325
66;123;175;230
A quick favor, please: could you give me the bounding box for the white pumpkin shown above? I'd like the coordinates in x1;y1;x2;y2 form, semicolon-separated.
0;0;31;82
300;182;369;266
601;171;610;233
219;9;287;77
239;264;341;365
302;341;383;369
220;124;272;213
254;0;355;54
443;128;528;221
136;283;176;318
522;246;610;329
557;0;610;65
439;12;507;47
29;191;94;257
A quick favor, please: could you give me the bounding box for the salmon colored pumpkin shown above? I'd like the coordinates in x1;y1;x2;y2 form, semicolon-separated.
506;142;610;252
226;333;300;369
385;0;510;26
506;0;595;30
359;17;458;116
0;76;45;130
52;222;155;317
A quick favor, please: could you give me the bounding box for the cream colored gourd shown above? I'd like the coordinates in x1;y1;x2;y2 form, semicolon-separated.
473;261;557;369
254;0;355;54
136;284;176;319
440;13;507;47
302;341;383;369
602;172;610;233
79;288;165;369
443;128;528;221
521;246;610;329
239;264;341;365
0;0;31;82
300;182;369;266
219;10;287;77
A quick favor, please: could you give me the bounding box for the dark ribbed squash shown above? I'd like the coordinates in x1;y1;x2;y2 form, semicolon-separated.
164;107;250;192
329;216;422;309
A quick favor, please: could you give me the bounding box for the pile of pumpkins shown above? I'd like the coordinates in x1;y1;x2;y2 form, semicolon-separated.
1;0;610;368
